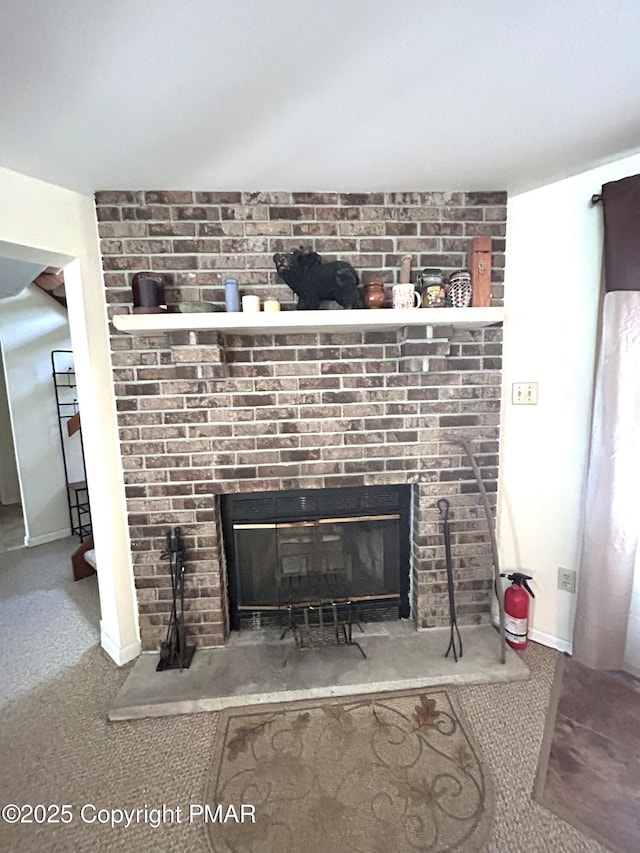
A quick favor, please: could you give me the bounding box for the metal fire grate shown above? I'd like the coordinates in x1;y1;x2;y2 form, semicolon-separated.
281;598;366;658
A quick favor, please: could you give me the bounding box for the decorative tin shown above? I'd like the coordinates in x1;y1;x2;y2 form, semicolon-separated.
417;268;445;308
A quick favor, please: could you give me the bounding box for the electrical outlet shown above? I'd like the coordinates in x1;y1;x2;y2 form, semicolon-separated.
512;382;538;405
558;567;576;593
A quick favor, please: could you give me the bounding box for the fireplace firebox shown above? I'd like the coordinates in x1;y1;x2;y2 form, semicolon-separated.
221;485;411;631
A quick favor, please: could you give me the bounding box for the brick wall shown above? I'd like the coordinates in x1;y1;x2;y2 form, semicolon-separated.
96;191;506;650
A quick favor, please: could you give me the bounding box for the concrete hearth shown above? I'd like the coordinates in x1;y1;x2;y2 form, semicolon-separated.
108;623;528;721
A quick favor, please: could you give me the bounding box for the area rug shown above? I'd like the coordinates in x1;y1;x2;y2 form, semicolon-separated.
533;654;640;853
205;688;494;852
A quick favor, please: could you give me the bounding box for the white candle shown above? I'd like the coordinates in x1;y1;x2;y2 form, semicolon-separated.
241;294;261;313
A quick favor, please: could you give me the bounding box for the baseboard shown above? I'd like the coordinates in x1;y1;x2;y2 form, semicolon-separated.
622;660;640;680
530;630;640;672
529;628;573;654
101;623;141;666
26;527;70;546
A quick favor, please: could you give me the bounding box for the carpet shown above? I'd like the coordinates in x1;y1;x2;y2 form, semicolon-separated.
0;502;25;552
533;654;640;853
205;688;494;853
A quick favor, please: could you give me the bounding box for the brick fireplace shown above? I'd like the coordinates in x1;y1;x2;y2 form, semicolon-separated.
97;191;506;651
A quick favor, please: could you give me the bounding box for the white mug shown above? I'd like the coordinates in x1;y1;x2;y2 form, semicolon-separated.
241;294;261;313
392;283;420;310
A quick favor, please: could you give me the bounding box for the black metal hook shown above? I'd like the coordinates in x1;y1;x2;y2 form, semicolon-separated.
437;498;450;522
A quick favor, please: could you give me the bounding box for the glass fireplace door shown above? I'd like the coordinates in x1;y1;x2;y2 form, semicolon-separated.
231;514;401;610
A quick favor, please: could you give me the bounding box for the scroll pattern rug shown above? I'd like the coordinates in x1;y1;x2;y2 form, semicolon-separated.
205;688;493;852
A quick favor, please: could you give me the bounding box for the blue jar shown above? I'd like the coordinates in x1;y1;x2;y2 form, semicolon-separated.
224;278;240;312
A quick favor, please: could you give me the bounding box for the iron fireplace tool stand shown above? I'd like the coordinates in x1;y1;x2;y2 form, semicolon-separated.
448;436;507;664
438;498;463;662
157;526;195;671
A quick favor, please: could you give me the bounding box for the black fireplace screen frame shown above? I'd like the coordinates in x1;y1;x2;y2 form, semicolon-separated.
221;485;411;630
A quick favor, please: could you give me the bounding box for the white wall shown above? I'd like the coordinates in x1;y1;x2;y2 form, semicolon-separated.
0;285;75;544
500;151;640;651
0;166;140;665
0;348;20;504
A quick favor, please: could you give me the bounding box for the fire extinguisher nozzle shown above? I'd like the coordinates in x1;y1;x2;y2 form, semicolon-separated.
506;572;535;597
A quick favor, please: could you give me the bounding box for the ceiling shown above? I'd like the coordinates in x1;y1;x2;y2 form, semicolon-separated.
1;0;640;196
0;259;46;299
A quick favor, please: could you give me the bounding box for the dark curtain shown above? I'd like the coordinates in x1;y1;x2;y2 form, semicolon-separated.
602;174;640;291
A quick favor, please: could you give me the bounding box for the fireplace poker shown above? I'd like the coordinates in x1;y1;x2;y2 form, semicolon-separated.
157;526;195;671
438;498;463;662
448;436;506;664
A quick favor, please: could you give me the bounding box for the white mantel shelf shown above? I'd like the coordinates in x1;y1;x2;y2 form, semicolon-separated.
112;307;504;337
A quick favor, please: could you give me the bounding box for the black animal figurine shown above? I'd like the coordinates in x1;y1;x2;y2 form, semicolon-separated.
273;246;360;310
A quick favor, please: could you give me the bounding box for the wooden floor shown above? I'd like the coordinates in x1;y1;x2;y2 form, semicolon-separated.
534;654;640;853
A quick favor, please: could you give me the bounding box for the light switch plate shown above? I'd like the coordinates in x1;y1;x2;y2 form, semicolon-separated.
512;382;538;405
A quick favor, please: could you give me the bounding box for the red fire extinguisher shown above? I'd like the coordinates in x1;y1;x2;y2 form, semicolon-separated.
501;573;535;650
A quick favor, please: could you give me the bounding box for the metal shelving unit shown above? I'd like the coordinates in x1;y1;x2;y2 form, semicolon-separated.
51;350;92;541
